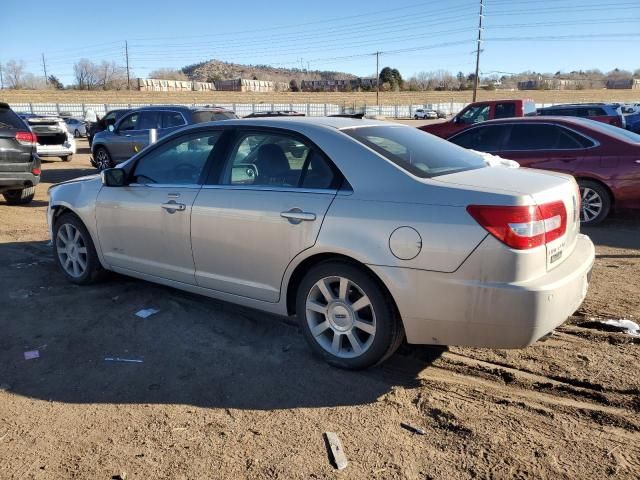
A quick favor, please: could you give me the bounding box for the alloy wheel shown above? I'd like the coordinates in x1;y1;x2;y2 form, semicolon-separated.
305;276;377;359
95;149;111;170
56;223;88;278
580;186;603;223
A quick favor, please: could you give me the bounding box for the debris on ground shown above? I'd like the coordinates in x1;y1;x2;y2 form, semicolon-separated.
104;357;144;363
324;432;348;470
400;422;427;435
23;350;40;360
599;319;640;336
135;308;160;319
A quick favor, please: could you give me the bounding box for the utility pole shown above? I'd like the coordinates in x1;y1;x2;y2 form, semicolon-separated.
375;51;380;106
0;63;4;89
472;0;484;102
125;40;131;90
42;53;48;84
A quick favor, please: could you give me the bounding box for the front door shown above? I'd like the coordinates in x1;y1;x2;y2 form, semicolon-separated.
96;130;222;284
191;129;340;302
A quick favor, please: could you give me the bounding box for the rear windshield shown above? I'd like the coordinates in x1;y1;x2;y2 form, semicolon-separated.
582;119;640;143
192;110;238;123
342;125;486;178
0;108;26;130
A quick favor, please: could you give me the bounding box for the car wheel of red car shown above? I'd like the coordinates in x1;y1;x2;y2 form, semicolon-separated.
578;180;611;226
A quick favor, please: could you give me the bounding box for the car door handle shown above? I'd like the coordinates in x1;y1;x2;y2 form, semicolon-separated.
161;202;186;212
280;208;316;224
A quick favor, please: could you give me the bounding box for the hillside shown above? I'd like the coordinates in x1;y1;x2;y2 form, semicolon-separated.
182;59;358;84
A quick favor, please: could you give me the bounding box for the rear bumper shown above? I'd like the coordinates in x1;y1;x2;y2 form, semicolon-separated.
0;156;41;190
371;234;595;348
37;140;76;157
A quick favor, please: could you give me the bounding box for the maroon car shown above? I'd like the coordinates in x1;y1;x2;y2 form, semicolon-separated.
446;116;640;225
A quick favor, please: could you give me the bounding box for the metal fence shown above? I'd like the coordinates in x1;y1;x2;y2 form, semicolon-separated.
8;102;475;118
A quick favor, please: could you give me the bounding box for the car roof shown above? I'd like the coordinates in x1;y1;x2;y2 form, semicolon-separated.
452;116;610;131
214;115;394;130
540;103;615;108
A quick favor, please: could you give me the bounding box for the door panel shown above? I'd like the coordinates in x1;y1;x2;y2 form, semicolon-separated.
191;188;335;302
96;185;200;284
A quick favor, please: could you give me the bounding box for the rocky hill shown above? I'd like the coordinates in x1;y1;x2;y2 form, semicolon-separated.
182;59;358;84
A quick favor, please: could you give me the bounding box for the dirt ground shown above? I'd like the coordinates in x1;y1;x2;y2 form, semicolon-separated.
1;138;639;480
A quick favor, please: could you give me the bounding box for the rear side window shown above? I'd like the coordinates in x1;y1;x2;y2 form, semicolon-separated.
343;125;486;178
0;108;26;130
579;107;606;117
192;111;237;123
494;103;516;119
162;111;186;128
504;124;592;150
449;125;507;152
138;111;162;130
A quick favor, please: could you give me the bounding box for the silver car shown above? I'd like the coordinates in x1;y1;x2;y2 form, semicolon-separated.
64;117;87;138
47;117;595;369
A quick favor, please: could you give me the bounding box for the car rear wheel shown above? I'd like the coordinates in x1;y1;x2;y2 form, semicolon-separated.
74;129;80;138
3;186;35;205
61;155;72;162
53;213;105;285
578;180;611;225
94;146;113;170
296;261;403;369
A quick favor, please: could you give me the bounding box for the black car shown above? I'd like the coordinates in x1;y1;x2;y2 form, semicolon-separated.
0;103;41;204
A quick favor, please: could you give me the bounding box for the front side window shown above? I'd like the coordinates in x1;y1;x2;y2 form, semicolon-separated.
449;125;507;152
222;132;336;188
118;113;139;131
132;131;221;185
343;125;485;178
458;104;490;124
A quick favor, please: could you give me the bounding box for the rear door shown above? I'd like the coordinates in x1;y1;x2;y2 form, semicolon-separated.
191;128;340;302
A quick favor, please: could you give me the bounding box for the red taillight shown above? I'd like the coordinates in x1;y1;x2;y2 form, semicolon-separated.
467;201;567;250
16;131;37;146
32;167;41;176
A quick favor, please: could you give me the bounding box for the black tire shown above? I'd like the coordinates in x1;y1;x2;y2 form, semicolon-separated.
3;186;35;205
296;261;404;369
61;155;72;162
53;212;106;285
74;129;80;138
93;146;113;170
578;179;611;226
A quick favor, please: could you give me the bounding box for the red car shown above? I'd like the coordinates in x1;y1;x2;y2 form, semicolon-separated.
446;116;640;225
419;99;536;138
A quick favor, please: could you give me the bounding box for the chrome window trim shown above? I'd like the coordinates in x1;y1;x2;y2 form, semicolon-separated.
448;121;601;152
128;183;202;189
200;184;338;195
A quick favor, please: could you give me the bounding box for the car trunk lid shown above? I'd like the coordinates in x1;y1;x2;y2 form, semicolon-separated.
434;166;580;270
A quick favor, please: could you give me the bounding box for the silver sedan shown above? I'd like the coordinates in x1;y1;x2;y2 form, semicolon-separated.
47;117;595;369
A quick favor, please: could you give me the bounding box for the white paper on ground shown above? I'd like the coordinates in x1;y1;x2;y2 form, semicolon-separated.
24;350;40;360
601;319;640;336
135;308;160;319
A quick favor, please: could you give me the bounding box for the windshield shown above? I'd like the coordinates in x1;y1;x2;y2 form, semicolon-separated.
342;125;486;178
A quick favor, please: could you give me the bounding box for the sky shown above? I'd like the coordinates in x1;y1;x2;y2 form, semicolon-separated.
2;0;639;86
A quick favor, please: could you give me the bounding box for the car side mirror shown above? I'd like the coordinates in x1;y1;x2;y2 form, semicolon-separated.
452;116;459;124
101;168;126;187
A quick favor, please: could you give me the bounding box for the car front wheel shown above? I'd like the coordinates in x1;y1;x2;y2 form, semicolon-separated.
53;213;105;284
94;146;113;170
296;261;403;369
578;180;611;225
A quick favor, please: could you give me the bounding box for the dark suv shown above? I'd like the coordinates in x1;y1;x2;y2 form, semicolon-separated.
0;103;41;205
537;103;625;128
91;105;237;169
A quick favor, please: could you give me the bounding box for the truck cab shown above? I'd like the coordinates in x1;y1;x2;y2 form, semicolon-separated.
419;99;536;138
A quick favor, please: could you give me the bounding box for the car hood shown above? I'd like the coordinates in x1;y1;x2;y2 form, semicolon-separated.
48;174;100;192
